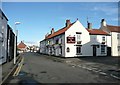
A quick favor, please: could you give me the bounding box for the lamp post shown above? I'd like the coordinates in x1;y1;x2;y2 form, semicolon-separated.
14;22;20;64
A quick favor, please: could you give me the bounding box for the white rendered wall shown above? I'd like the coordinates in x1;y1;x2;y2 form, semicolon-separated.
106;35;111;47
111;32;120;56
65;20;90;57
97;35;107;56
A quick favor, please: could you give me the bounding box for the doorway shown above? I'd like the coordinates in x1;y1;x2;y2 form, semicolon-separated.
93;46;97;56
107;47;111;56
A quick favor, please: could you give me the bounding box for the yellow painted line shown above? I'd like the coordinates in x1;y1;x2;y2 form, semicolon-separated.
1;56;22;85
13;57;24;76
16;62;23;76
16;57;24;76
13;63;21;76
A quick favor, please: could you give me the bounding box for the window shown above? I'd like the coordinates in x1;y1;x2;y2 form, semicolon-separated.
76;46;81;55
59;38;62;44
67;47;70;52
77;34;81;41
60;46;62;55
56;39;59;44
76;32;81;44
101;45;105;54
102;36;105;41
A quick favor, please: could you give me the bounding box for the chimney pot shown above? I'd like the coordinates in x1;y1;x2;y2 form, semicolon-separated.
101;19;106;27
88;23;92;29
66;20;71;27
51;28;54;34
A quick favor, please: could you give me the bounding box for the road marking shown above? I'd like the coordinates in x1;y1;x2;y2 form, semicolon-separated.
1;56;22;85
16;57;24;76
13;57;24;76
13;64;20;76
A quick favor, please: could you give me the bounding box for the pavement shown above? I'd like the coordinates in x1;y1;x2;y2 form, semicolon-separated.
3;52;120;84
1;54;22;85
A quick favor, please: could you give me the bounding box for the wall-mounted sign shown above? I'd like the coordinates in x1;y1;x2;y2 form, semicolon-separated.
67;37;75;43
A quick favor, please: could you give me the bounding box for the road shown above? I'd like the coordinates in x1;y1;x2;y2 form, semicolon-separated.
3;52;120;84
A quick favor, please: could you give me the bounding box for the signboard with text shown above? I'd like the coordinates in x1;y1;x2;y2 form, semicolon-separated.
67;37;75;43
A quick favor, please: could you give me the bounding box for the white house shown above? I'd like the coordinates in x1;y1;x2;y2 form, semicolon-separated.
40;19;110;57
0;9;8;64
100;19;120;56
87;28;110;56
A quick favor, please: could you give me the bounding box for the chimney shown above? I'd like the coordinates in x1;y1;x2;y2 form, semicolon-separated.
51;28;54;34
66;20;71;27
45;33;49;39
88;23;92;29
101;19;106;27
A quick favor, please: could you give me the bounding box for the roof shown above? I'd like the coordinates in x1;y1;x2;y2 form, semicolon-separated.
87;29;109;35
17;41;27;49
107;25;120;32
45;23;74;39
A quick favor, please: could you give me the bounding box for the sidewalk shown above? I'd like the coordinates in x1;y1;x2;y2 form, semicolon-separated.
1;54;22;84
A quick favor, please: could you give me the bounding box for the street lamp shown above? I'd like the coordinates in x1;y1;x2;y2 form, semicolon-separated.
14;21;20;64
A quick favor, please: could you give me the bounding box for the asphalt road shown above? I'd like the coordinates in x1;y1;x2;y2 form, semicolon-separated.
4;52;120;84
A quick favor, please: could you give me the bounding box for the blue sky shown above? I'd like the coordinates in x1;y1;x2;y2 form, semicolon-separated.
2;2;118;45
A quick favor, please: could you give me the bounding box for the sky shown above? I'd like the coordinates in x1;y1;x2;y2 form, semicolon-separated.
2;2;119;45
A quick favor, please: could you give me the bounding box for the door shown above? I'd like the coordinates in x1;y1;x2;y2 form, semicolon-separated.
107;47;111;56
93;46;96;56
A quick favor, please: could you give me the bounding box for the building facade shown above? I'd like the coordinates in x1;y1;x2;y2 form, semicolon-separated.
0;9;8;64
17;41;27;53
7;25;15;62
100;19;120;56
40;19;110;57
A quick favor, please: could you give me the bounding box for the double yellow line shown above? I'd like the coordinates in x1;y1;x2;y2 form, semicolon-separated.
13;57;24;76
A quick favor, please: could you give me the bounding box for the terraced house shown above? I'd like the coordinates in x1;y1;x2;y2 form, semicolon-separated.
100;19;120;56
40;19;111;57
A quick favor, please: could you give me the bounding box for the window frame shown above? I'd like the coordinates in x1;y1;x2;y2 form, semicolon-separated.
101;45;106;54
76;46;82;55
102;36;105;42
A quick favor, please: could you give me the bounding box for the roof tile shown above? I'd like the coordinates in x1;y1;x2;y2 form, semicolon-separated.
87;29;109;35
107;25;120;32
46;23;73;39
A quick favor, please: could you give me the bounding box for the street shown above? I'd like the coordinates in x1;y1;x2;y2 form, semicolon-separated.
4;52;120;84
